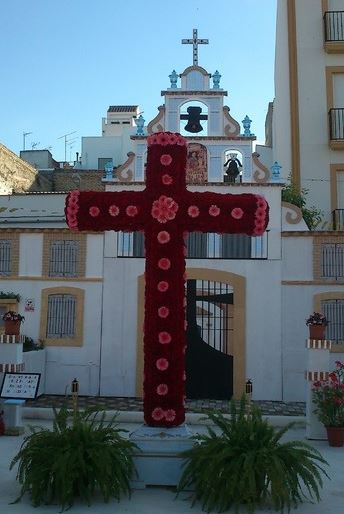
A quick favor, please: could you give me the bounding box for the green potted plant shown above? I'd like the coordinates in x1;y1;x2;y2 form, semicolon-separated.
2;311;25;336
10;405;137;511
306;312;328;340
312;360;344;447
178;397;328;514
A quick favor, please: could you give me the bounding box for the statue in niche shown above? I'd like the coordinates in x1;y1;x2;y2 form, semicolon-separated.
186;143;207;183
224;153;242;183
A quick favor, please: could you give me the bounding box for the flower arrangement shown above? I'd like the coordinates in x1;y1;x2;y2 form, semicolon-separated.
65;131;270;428
306;312;328;326
312;361;344;427
2;311;25;322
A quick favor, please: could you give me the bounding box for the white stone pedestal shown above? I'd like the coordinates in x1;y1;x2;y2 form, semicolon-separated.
130;424;194;489
305;338;331;440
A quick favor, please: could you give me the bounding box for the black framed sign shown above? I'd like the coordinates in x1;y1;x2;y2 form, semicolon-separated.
0;372;41;400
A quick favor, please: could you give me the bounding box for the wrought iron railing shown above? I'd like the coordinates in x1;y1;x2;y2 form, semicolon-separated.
332;209;344;230
117;231;269;260
324;11;344;42
329;108;344;141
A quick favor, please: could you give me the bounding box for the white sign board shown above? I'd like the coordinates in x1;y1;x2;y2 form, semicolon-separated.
0;373;41;399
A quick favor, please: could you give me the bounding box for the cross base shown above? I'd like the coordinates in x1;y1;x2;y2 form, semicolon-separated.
129;424;194;489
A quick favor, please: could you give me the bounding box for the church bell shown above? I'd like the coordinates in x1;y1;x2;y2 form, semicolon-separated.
182;106;205;133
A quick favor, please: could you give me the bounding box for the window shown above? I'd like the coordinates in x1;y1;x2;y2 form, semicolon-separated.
46;294;76;338
98;157;112;170
0;240;11;275
40;287;84;346
322;299;344;344
117;232;144;257
321;243;344;279
49;240;79;277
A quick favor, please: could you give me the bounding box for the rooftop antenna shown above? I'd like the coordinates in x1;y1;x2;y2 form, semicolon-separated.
31;141;40;149
23;131;32;150
58;131;77;161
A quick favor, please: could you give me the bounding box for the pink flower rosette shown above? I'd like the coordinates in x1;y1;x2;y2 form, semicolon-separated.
151;195;179;224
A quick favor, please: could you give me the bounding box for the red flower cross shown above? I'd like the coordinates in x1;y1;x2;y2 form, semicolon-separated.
65;131;269;428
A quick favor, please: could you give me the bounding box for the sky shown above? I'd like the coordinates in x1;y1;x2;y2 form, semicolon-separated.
0;0;277;162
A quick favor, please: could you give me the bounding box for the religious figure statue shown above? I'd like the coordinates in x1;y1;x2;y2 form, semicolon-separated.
224;153;242;183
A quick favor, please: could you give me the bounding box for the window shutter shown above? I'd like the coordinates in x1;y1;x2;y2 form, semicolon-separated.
47;294;76;338
0;240;11;275
322;299;344;344
187;233;208;258
49;241;79;277
221;234;251;258
133;232;144;257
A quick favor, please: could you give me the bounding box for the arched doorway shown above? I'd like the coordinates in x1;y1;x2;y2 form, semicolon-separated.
185;278;233;399
136;268;246;399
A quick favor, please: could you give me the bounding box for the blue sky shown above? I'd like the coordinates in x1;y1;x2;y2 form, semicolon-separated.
1;0;277;162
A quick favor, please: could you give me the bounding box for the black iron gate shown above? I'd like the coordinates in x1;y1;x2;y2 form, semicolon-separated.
186;279;233;399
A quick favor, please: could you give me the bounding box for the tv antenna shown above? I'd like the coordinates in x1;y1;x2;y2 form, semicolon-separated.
31;141;40;149
23;131;32;150
58;131;77;161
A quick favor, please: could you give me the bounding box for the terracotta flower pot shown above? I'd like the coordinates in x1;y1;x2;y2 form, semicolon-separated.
326;426;344;447
4;319;21;336
309;324;326;340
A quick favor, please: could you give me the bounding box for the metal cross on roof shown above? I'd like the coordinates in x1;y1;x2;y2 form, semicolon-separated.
182;29;209;66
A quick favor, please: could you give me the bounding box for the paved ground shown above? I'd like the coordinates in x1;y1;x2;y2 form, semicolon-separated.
25;394;306;416
0;420;343;514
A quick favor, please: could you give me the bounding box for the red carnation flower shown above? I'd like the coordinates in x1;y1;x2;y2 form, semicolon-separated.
67;204;78;216
256;196;267;209
158;257;171;270
89;206;100;217
151;195;179;223
188;205;200;218
158;306;170;318
162;174;173;185
156;384;168;396
147;134;159;146
126;205;138;217
168;133;178;145
157;133;170;146
157;281;169;292
165;409;176;422
157;231;170;244
209;205;220;217
158;331;172;344
68;191;80;205
160;154;173;166
231;207;244;220
152;407;164;421
176;135;186;146
156;358;169;371
109;205;120;217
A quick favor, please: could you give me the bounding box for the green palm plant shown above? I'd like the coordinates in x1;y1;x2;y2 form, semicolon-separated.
10;406;137;511
178;397;328;513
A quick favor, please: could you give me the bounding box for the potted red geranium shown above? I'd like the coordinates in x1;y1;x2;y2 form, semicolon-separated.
306;312;328;340
2;311;25;336
312;361;344;447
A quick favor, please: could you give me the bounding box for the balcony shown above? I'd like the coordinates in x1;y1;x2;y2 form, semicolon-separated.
324;11;344;52
329;108;344;149
332;209;344;230
117;231;269;260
